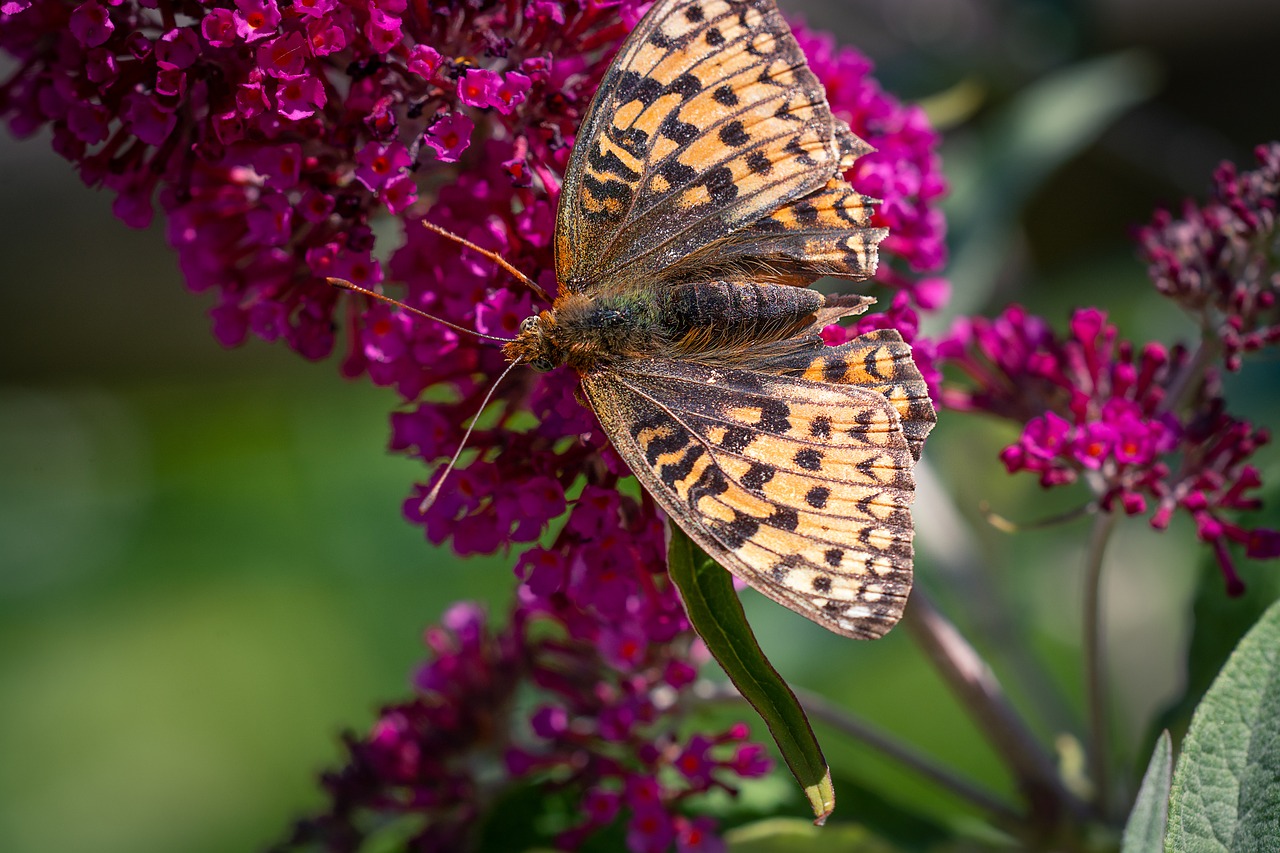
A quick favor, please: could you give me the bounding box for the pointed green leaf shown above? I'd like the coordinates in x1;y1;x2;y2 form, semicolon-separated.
1122;731;1171;853
667;525;834;823
1167;599;1280;852
1153;560;1280;743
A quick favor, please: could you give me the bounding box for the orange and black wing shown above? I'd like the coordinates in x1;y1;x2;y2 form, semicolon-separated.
584;354;921;639
766;327;936;462
556;0;883;293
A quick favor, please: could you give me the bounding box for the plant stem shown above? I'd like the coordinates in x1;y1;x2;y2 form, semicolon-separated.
915;460;1081;739
1162;336;1218;414
903;590;1094;828
1082;508;1118;819
694;680;1022;824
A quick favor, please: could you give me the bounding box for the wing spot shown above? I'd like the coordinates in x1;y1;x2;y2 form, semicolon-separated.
746;150;771;174
660;114;698;144
812;575;832;593
666;72;701;101
618;72;664;107
659;444;705;488
712;84;739;106
822;354;848;384
741;463;775;493
757;399;791;433
810;414;832;438
719;425;756;453
805;486;830;509
784;135;818;166
794;200;818;224
687;460;730;503
719;120;750;147
721;511;760;548
768;506;798;531
824;548;843;567
794;447;823;471
684;3;704;21
659;158;697;187
703;165;737;205
705;25;724;46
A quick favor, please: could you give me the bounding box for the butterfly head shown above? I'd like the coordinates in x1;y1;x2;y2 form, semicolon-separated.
504;312;561;372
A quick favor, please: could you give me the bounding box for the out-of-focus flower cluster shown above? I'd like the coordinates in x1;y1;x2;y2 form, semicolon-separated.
2;0;950;848
278;599;768;853
1138;142;1280;371
939;143;1280;593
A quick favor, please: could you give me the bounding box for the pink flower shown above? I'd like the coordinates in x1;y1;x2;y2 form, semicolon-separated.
423;111;473;162
233;0;280;42
156;27;199;69
292;0;334;18
494;71;532;114
407;43;441;79
381;174;417;214
122;91;175;145
154;66;186;99
200;8;237;47
354;140;411;191
275;74;326;120
257;31;306;77
69;1;113;47
67;101;109;144
458;67;501;109
364;7;401;54
253;143;302;188
304;16;346;56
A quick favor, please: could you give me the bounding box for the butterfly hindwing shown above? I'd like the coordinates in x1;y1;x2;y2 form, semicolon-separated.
557;0;867;291
769;328;936;461
584;357;916;639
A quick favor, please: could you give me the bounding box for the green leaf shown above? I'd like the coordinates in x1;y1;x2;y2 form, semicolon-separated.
1122;731;1171;853
1153;559;1280;744
1166;599;1280;852
666;526;834;824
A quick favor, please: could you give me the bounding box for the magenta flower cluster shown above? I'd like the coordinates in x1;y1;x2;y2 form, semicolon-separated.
2;0;949;848
938;144;1280;593
279;602;767;852
0;0;646;356
1138;143;1280;371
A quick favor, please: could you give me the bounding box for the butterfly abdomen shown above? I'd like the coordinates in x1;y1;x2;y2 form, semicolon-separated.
663;280;825;353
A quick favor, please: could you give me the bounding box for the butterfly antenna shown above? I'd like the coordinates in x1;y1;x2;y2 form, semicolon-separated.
421;220;551;301
418;356;526;514
327;278;515;343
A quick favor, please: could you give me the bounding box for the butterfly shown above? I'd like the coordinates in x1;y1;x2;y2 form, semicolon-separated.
497;0;936;639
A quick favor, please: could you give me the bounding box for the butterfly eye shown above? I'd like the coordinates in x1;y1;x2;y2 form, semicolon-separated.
530;357;555;372
519;316;540;334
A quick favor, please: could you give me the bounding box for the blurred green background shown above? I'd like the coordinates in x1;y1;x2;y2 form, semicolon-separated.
2;1;1279;850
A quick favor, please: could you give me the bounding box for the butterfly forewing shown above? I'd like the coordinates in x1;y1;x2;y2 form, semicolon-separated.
696;178;888;285
584;358;917;639
557;0;864;289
